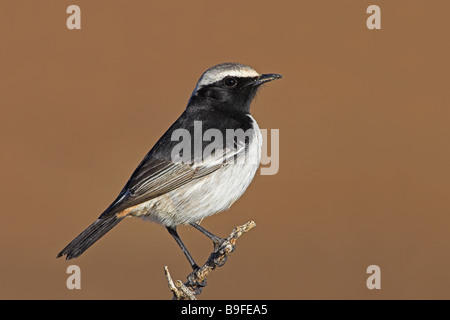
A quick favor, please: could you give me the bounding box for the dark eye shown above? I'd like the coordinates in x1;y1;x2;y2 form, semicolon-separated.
223;76;237;88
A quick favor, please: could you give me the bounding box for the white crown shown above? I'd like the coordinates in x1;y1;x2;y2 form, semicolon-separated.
194;63;260;92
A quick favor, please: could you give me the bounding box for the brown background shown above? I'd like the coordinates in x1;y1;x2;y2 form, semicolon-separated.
1;1;449;299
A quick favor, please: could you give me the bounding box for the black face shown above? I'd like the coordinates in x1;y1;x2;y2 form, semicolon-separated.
188;76;261;115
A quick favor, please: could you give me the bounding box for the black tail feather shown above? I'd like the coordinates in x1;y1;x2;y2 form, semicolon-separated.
57;216;124;260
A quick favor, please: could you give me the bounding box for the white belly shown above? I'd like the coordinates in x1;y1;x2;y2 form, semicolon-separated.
130;116;262;227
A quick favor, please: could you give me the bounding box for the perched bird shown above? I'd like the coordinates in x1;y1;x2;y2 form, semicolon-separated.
57;63;282;270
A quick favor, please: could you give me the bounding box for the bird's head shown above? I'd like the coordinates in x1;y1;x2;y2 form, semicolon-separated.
188;63;282;114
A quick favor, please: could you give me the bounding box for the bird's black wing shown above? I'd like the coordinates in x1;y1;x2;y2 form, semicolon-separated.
99;156;225;218
99;109;251;218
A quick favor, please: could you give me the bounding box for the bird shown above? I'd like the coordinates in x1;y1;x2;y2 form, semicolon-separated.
57;63;282;270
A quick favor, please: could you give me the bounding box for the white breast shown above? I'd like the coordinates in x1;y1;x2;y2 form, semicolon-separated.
132;116;262;227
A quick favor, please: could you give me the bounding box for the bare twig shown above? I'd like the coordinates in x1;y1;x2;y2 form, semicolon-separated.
164;220;256;300
164;266;197;300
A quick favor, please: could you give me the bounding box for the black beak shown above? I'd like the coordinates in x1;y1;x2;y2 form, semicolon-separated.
253;73;283;86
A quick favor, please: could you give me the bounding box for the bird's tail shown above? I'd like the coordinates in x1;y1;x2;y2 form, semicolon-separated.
57;216;124;260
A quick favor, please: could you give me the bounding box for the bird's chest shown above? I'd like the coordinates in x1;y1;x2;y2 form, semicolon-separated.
135;118;262;226
169;122;262;218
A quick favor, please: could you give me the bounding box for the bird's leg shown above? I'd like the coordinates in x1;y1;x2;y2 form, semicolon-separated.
190;222;225;251
167;226;199;271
